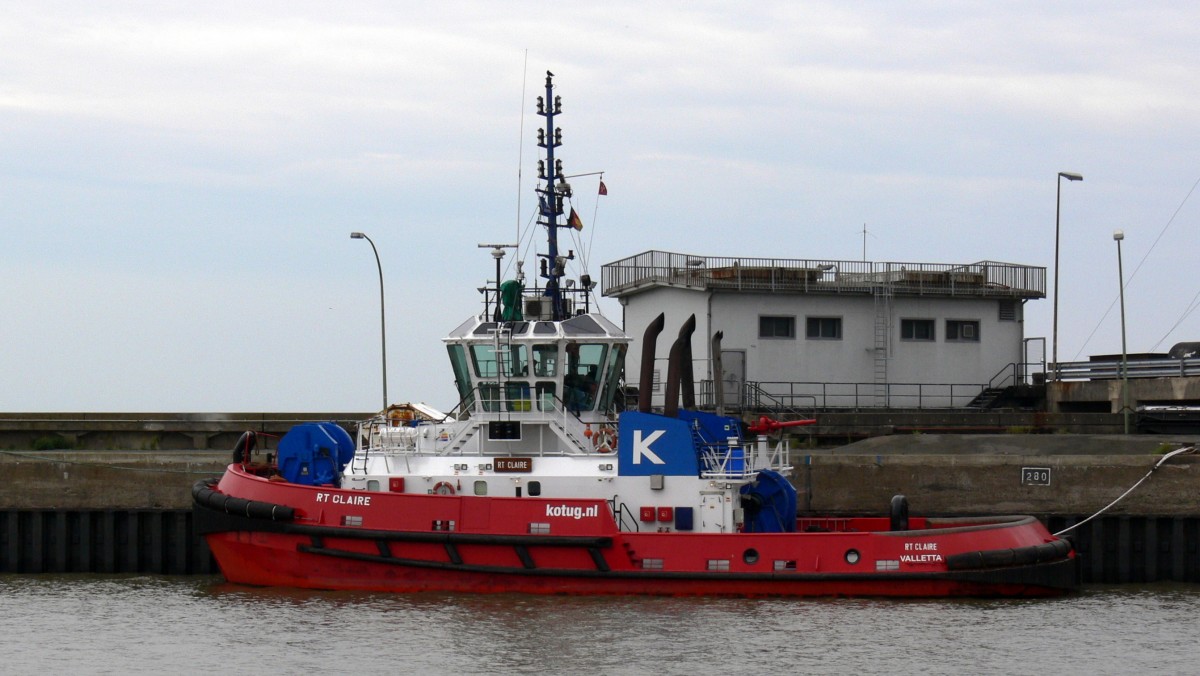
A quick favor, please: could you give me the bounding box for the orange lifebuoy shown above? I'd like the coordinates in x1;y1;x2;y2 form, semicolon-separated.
432;481;456;496
593;425;616;453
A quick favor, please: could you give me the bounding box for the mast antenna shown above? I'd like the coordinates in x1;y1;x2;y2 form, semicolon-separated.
535;71;574;321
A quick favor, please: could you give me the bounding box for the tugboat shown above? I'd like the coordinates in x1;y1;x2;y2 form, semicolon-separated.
194;73;1079;597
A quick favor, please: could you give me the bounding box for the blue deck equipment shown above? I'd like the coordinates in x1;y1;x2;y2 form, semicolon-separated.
275;422;355;486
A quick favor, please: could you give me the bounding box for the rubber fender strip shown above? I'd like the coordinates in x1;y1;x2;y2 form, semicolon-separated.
191;479;295;522
946;538;1073;571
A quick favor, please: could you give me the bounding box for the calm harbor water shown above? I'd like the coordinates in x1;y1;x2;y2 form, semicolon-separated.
2;575;1198;675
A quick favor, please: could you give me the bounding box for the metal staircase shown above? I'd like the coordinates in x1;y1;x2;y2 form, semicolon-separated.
446;424;480;454
966;387;1006;409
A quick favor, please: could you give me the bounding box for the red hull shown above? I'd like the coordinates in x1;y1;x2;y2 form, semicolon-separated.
195;466;1078;598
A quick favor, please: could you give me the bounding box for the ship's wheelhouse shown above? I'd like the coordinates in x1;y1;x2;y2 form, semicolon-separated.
445;314;629;422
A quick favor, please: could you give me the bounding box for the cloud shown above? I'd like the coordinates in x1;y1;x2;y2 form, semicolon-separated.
2;1;1199;410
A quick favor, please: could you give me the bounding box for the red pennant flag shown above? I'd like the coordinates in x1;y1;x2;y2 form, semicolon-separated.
568;208;584;231
598;180;608;196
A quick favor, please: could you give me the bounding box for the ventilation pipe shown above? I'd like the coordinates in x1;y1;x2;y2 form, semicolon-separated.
638;313;666;413
681;322;696;411
712;331;725;416
664;314;696;418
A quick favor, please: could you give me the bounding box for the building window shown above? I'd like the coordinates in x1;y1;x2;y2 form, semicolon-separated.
901;319;935;341
998;300;1017;321
759;315;795;338
806;317;842;340
946;320;981;342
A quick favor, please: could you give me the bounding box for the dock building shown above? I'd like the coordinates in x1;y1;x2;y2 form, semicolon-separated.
602;250;1046;411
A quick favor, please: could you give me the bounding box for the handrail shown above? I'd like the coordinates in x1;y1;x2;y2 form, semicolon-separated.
650;379;993;410
697;437;791;479
985;361;1046;389
986;363;1019;389
364;385;604;456
602;250;1045;300
610;498;639;533
743;382;816;419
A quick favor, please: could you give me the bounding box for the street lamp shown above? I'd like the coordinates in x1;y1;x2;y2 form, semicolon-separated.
1052;171;1084;381
351;232;387;412
1114;229;1129;434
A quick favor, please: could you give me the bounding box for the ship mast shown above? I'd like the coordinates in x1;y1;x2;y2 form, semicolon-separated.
535;71;573;321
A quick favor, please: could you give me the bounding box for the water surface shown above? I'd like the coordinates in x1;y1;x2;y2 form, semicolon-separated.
2;576;1196;675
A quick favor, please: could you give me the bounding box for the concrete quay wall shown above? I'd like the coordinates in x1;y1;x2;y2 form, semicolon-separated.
3;436;1199;582
3;435;1196;515
0;411;1150;452
0;412;368;451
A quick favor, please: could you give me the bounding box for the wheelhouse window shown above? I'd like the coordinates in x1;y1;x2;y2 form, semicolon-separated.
506;382;532;411
946;320;981;342
901;319;935;341
536;383;557;411
759;315;795;339
806;317;842;340
532;344;558;377
446;344;475;408
564;342;608;412
470;343;529;377
597;343;628;414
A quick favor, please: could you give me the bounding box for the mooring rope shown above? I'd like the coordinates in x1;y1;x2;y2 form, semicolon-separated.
1054;445;1197;536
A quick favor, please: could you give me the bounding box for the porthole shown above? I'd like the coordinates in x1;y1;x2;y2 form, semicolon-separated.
845;549;861;565
743;548;760;565
528;481;541;497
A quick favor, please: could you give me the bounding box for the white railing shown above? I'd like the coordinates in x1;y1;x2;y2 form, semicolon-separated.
356;397;607;458
699;438;791;479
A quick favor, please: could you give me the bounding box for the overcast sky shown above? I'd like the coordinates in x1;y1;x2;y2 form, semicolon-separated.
2;1;1198;412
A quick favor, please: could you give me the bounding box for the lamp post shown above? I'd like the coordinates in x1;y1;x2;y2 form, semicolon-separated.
1052;171;1083;381
351;232;387;412
1114;229;1129;434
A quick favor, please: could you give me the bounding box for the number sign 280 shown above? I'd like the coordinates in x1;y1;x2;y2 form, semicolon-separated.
1021;467;1051;486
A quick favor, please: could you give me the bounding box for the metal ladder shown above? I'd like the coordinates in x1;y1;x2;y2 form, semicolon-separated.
873;283;891;407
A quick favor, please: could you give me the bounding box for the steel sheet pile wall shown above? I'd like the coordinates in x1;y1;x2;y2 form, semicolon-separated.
0;510;214;575
1048;515;1200;583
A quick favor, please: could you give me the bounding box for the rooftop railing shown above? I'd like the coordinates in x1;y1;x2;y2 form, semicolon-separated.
602;250;1045;299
